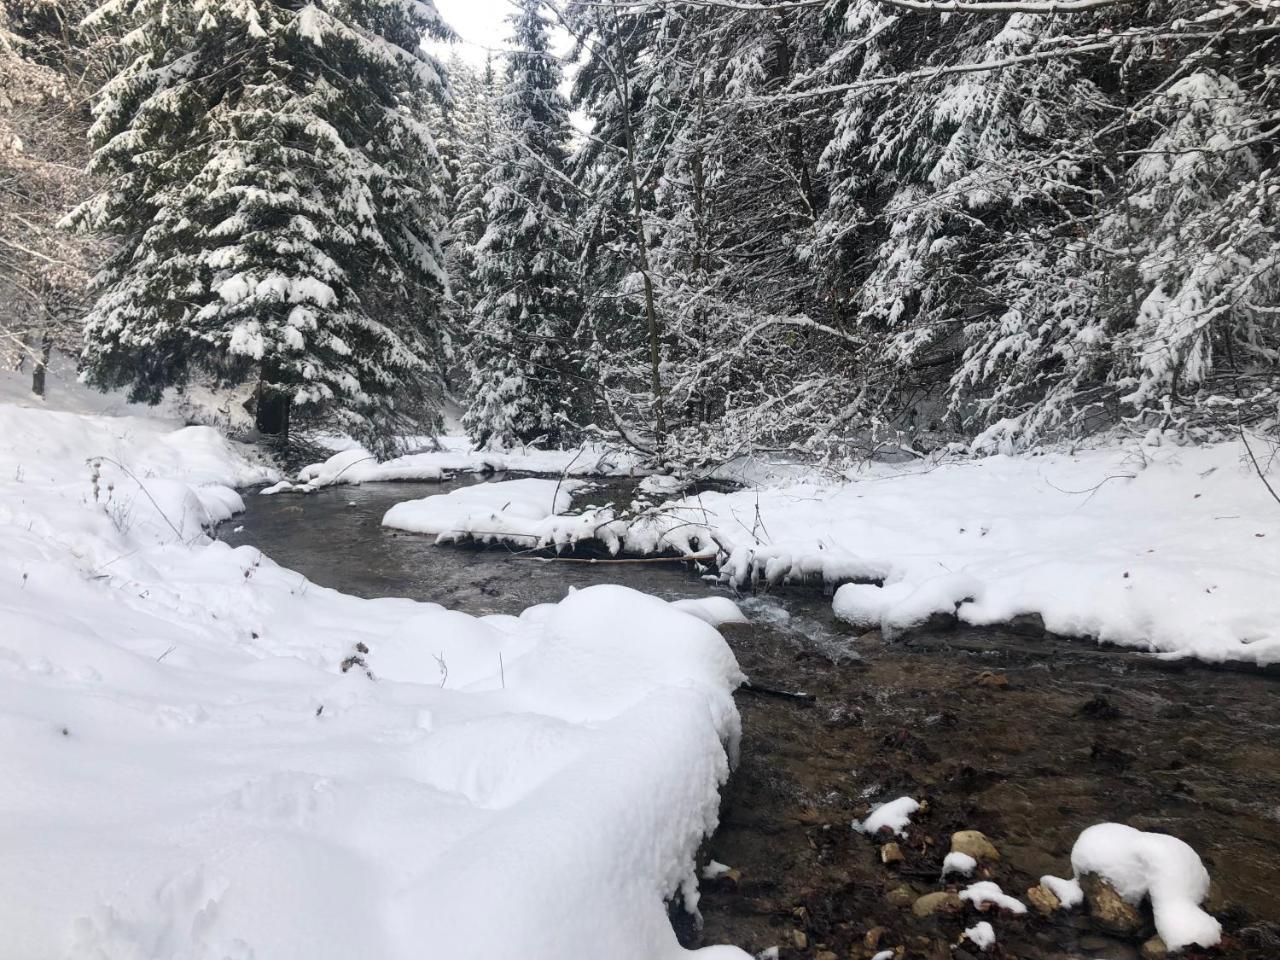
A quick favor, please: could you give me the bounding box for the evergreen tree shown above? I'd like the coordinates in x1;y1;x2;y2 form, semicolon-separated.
463;0;581;448
66;0;453;447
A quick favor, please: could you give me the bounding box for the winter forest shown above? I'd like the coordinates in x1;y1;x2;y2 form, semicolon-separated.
3;0;1280;956
4;0;1276;464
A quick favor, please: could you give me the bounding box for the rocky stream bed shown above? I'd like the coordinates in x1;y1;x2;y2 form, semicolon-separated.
223;475;1280;960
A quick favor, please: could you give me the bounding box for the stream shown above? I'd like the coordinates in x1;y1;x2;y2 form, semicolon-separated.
223;474;1280;960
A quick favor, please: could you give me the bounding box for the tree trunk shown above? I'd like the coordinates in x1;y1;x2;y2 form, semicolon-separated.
31;330;53;398
255;370;290;441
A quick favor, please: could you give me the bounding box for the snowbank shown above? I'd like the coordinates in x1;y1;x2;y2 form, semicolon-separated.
0;404;748;959
382;477;587;544
500;440;1280;665
277;435;642;493
1043;823;1221;951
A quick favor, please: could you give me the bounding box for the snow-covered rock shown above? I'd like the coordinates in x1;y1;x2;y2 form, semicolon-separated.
854;796;920;837
1043;823;1222;951
381;477;586;543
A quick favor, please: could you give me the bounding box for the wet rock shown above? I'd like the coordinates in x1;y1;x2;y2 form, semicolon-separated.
975;671;1009;690
1076;694;1122;720
880;842;904;865
789;928;808;949
1140;935;1168;960
1177;736;1207;760
1007;611;1046;636
912;891;963;918
950;830;1000;861
863;926;888;949
886;885;916;909
815;952;838;960
1080;873;1144;934
1078;934;1140;959
1027;883;1062;915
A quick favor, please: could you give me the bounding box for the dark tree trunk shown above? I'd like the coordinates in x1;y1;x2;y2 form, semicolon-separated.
31;331;53;398
255;371;290;440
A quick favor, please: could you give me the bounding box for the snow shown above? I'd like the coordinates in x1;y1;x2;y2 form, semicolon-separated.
1040;873;1084;908
531;440;1280;666
0;401;750;959
960;880;1026;914
382;477;586;544
672;597;749;627
854;796;919;837
963;921;997;951
271;436;644;494
1044;823;1222;950
702;860;733;880
942;851;977;878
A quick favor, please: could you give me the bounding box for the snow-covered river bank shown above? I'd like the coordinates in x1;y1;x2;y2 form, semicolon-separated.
227;476;1280;960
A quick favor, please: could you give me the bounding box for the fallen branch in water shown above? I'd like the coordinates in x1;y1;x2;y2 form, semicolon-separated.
510;553;718;564
740;682;815;702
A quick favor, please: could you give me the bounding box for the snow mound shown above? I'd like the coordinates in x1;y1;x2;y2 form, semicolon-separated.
381;478;586;544
960;880;1026;914
0;404;750;959
942;851;977;878
1044;823;1222;950
854;796;919;837
963;920;996;951
672;597;748;627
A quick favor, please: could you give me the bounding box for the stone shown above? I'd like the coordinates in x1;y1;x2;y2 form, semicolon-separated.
790;929;808;950
886;885;916;908
912;891;964;918
1026;883;1062;915
974;671;1009;689
1007;612;1046;636
1140;936;1168;960
1080;873;1144;934
880;842;904;864
815;952;838;960
863;926;888;949
950;830;1000;861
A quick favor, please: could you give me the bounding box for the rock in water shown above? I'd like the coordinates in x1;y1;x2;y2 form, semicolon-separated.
1026;883;1062;915
1080;873;1144;934
951;830;1001;861
912;891;964;918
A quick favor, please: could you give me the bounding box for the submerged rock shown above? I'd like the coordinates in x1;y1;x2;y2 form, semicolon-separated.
912;891;963;918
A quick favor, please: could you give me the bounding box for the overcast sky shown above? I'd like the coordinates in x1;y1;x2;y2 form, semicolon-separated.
428;0;575;67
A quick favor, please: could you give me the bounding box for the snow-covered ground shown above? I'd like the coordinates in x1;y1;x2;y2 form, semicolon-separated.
428;439;1280;665
0;400;748;959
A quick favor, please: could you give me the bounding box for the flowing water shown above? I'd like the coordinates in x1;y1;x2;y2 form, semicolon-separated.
223;475;1280;960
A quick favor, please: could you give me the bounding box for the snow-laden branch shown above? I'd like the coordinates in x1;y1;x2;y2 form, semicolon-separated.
875;0;1129;12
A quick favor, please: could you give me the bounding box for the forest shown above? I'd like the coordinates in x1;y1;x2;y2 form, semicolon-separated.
2;0;1277;465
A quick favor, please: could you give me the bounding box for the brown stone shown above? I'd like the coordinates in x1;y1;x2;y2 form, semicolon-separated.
880;842;904;864
863;926;888;949
815;952;838;960
950;830;1001;861
975;671;1009;689
1026;883;1062;915
1140;936;1168;960
1080;873;1144;934
912;891;964;918
790;928;808;950
886;886;916;909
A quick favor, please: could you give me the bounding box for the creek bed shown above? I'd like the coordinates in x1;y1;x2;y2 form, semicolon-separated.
223;476;1280;960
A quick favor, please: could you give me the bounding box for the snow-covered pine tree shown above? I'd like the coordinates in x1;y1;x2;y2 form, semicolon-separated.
463;0;581;448
66;0;453;447
444;53;499;323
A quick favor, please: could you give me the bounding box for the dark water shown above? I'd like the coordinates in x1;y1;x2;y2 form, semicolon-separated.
223;477;1280;960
